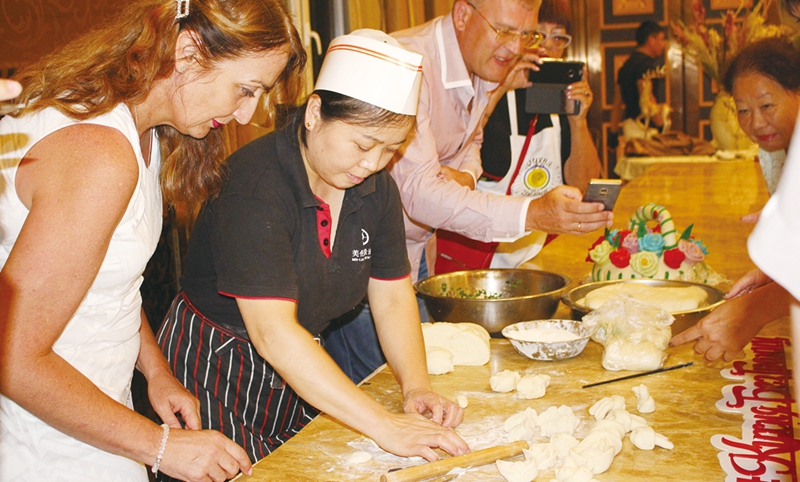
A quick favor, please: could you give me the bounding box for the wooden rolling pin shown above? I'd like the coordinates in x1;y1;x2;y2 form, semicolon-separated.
380;441;528;482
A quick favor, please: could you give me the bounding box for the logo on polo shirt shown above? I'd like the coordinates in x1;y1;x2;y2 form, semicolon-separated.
353;229;371;262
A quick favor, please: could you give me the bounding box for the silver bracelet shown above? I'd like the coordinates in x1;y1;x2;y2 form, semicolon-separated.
151;423;170;474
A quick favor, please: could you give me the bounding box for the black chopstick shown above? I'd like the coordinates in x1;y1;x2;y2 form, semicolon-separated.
582;362;694;389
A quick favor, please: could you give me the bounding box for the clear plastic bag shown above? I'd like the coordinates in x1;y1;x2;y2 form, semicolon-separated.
582;295;674;371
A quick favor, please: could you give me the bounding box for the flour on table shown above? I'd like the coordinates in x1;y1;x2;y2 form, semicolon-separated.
422;322;491;366
516;374;551;399
491;370;521;392
631;384;655;413
344;451;372;464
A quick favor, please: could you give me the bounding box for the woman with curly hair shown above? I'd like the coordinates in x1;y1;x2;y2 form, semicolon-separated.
0;0;305;480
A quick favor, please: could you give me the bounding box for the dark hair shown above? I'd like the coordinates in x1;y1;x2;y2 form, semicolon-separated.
538;0;571;32
635;21;666;46
15;0;306;211
723;37;800;94
297;90;415;146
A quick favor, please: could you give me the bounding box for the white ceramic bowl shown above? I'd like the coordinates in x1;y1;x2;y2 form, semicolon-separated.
501;319;591;361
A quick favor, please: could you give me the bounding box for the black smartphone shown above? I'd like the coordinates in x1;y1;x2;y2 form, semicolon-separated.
525;59;585;115
582;179;622;211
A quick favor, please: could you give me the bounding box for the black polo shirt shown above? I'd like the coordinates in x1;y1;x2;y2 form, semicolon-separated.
179;119;411;340
617;50;665;121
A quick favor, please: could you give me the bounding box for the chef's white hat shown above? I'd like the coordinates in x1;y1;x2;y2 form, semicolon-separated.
314;29;423;116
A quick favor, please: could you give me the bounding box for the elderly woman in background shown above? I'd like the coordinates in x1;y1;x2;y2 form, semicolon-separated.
0;0;305;480
157;30;469;468
671;37;800;362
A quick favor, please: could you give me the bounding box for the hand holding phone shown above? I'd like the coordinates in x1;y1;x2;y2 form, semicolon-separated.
582;179;622;211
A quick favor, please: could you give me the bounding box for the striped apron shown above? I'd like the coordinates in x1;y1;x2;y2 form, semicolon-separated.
156;293;317;467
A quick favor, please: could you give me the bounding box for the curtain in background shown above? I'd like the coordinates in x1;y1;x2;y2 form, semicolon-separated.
347;0;451;32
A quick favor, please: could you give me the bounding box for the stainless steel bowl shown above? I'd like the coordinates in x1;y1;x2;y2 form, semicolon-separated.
502;319;591;361
415;269;571;336
561;279;726;335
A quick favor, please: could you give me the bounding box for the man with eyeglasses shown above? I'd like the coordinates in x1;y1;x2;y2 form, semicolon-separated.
439;0;601;270
322;0;612;384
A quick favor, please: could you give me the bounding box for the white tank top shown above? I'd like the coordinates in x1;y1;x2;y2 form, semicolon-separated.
0;104;162;481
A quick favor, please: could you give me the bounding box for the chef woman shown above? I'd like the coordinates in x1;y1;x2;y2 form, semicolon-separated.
157;30;469;466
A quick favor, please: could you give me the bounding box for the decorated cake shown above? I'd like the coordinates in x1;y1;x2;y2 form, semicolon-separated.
587;203;710;282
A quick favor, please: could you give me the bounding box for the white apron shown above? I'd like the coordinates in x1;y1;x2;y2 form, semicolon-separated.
477;91;564;268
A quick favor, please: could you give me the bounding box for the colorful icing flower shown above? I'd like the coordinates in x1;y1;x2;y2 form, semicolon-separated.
631;251;659;277
663;248;686;269
613;229;632;247
586;235;605;262
621;233;639;254
609;248;631;268
589;240;614;265
607;229;620;247
692;238;708;255
638;233;665;256
678;239;705;263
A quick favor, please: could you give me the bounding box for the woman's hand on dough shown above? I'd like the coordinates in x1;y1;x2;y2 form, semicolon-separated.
403;388;465;428
373;412;470;462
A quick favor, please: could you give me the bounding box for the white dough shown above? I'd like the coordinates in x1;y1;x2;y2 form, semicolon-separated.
496;457;539;482
505;408;538;442
581;284;708;312
588;395;626;421
632;384;656;413
345;451;373;464
456;395;469;408
425;346;454;375
537;405;580;437
516;374;551;399
630;426;674;450
589;419;626;440
523;444;558;471
606;409;648;433
549;433;579;458
422;322;491;366
570;445;615;475
554;457;597;482
577;430;622;456
491;370;521;393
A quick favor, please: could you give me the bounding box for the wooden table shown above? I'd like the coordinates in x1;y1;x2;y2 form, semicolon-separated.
237;161;794;481
614;149;757;182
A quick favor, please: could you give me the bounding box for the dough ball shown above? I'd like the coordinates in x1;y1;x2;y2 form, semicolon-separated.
536;405;580;437
345;451;372;464
516;374;550;399
456;395;469;408
523;443;557;471
632;384;656;413
426;346;454;375
491;370;521;393
505;408;538;442
422;322;491;366
588;395;626;421
496;457;538;482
